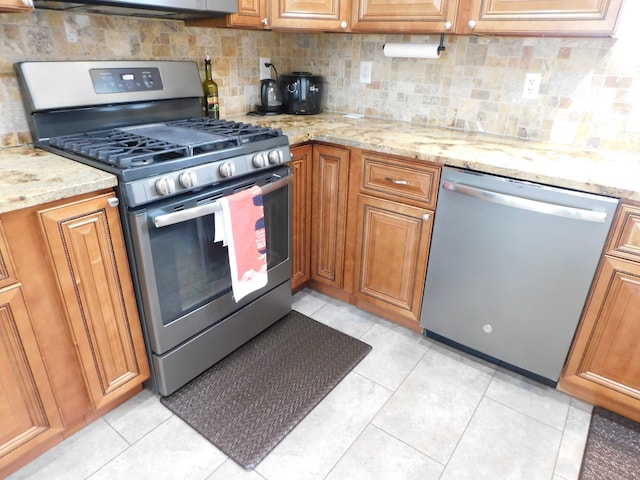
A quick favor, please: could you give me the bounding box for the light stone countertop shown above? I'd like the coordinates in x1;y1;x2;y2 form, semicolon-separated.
0;146;117;214
235;113;640;202
1;114;639;216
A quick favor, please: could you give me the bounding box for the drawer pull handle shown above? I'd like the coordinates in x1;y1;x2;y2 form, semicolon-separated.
385;177;409;185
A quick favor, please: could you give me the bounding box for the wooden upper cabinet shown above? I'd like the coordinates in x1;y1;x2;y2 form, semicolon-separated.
38;193;150;411
186;0;269;28
231;0;269;27
457;0;625;35
270;0;351;31
352;0;459;33
0;0;33;12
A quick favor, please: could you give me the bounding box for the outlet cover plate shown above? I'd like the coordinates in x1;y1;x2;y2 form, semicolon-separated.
522;73;542;99
360;61;372;84
260;57;271;80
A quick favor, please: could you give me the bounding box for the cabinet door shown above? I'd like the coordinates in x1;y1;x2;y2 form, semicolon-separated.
352;0;458;33
38;193;150;411
229;0;269;28
270;0;350;31
458;0;624;35
0;0;33;12
353;194;433;331
0;284;63;477
0;222;17;290
291;145;312;292
560;256;640;423
311;144;350;290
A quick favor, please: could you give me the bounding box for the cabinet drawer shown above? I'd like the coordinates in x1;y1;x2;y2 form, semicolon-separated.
606;203;640;262
0;220;17;288
360;152;439;209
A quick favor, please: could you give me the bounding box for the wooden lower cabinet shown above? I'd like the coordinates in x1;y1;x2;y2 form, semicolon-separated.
38;193;150;411
0;283;65;478
560;202;640;423
352;194;433;331
0;191;149;477
0;0;34;12
291;144;312;292
310;144;351;300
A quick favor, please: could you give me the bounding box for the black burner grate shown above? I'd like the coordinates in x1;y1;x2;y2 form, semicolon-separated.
47;119;284;170
50;129;189;168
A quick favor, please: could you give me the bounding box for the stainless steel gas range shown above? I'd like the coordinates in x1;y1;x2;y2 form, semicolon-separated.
16;60;293;395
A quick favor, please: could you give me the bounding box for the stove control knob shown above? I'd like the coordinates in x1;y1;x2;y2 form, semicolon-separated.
179;170;198;188
155;176;176;196
219;161;235;178
268;149;284;164
252;152;268;168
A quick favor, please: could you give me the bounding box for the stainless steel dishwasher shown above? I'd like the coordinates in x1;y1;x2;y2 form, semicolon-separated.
420;166;619;386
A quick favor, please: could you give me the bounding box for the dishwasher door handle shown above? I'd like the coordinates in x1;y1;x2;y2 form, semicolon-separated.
442;181;608;223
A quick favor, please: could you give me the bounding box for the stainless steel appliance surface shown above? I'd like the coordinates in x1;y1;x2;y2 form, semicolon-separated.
32;0;237;19
16;60;293;396
420;166;619;386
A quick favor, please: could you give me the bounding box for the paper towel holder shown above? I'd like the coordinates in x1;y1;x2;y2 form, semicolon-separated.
381;34;446;56
437;33;446;54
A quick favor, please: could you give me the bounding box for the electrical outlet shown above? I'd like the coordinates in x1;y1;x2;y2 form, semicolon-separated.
259;57;271;80
522;73;542;99
360;61;372;84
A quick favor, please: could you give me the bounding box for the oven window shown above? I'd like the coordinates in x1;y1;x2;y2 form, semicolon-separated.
146;182;290;326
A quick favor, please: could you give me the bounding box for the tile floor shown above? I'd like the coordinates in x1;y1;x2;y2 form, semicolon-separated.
9;288;593;480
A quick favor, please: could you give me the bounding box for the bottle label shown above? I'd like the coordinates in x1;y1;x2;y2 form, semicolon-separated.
206;93;219;119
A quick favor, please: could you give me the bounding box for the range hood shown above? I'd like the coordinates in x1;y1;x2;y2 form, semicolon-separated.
32;0;237;19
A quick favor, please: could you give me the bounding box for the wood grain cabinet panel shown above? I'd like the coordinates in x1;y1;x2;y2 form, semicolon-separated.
0;285;64;477
560;202;640;423
605;203;640;262
361;153;440;209
353;194;433;330
0;0;33;12
352;0;459;33
0;222;17;289
458;0;624;35
38;193;149;411
310;144;351;293
270;0;350;30
291;144;312;292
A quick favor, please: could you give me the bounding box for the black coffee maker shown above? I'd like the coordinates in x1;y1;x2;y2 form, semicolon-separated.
256;63;284;115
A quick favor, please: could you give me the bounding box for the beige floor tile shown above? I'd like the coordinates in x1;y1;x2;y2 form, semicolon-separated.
442;397;562;480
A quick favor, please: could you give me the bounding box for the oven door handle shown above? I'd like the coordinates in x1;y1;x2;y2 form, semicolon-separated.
151;175;292;228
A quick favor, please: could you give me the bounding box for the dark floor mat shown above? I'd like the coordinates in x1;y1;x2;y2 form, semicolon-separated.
580;406;640;479
160;310;372;470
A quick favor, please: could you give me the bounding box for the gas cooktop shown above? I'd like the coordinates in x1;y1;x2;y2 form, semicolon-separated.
48;119;285;169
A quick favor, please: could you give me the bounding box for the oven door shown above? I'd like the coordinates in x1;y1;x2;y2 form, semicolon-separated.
128;166;292;355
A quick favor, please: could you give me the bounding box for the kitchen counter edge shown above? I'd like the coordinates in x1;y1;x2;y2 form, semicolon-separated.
236;113;640;202
0;145;118;214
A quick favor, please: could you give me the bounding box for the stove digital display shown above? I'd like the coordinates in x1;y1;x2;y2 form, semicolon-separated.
89;67;164;94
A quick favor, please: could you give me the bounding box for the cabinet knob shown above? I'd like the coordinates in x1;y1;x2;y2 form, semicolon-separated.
261;18;268;25
468;20;477;30
444;21;452;30
340;20;348;29
422;213;430;221
107;197;120;208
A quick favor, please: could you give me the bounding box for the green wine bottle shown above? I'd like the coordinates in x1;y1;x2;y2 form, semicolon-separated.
203;54;219;119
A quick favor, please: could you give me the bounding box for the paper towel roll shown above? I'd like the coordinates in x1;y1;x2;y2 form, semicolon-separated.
382;43;441;59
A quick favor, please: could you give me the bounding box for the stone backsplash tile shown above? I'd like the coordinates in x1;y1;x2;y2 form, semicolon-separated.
0;7;639;153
